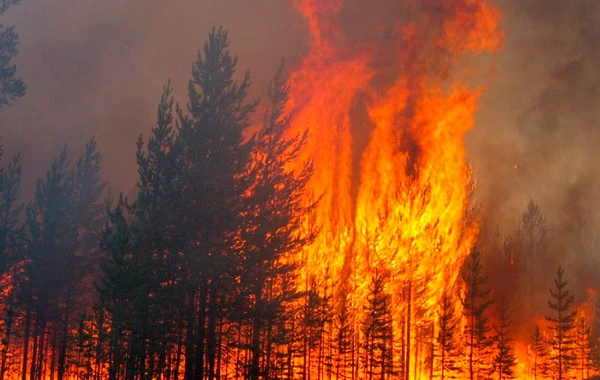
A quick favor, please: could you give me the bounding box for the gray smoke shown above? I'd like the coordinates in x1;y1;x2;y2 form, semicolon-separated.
1;0;306;199
470;0;600;234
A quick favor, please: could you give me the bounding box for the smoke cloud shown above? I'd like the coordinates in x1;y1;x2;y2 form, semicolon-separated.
471;0;600;233
1;0;306;198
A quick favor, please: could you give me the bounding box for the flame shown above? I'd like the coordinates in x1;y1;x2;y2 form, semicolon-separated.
286;0;502;379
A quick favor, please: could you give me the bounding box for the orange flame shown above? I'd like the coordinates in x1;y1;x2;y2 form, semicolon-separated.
286;0;502;379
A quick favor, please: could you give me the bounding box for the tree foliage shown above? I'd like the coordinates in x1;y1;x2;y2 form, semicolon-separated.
462;248;494;380
546;265;576;380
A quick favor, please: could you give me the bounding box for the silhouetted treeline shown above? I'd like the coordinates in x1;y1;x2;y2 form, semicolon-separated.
1;27;600;380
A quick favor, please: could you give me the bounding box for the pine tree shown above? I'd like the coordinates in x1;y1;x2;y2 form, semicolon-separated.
97;83;184;378
531;325;549;380
89;302;109;380
18;147;74;379
516;200;551;320
297;275;329;380
238;63;314;380
461;248;493;380
97;196;142;380
73;312;94;379
0;145;21;273
436;290;460;380
574;316;592;380
131;82;183;379
0;0;25;107
0;145;21;380
56;139;107;380
335;288;354;380
493;305;517;380
546;265;576;380
9;140;107;379
173;26;258;380
362;269;394;380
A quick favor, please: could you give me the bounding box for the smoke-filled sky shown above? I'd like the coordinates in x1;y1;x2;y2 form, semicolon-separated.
2;0;600;235
474;0;600;233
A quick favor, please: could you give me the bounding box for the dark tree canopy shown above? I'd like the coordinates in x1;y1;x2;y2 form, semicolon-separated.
0;0;25;107
546;265;576;380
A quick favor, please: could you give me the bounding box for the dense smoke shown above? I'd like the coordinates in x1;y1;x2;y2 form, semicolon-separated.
466;0;600;319
1;0;306;198
472;0;600;231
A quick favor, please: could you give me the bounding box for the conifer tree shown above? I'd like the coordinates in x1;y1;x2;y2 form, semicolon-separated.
574;316;592;380
0;145;21;273
97;196;131;379
19;147;75;379
14;141;106;380
73;312;94;379
238;63;313;380
461;248;493;380
0;145;21;380
546;265;576;380
436;290;460;380
175;26;257;380
299;276;329;379
131;82;183;379
517;200;550;298
0;0;25;107
531;325;548;380
97;83;185;379
362;269;394;380
492;305;517;380
56;139;107;380
97;196;141;380
335;289;354;380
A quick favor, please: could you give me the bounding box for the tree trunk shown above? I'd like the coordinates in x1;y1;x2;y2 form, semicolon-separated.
193;284;207;380
206;286;218;380
469;294;475;380
184;290;196;380
250;287;263;380
30;317;40;380
35;319;47;380
0;307;13;380
58;294;72;380
21;307;31;380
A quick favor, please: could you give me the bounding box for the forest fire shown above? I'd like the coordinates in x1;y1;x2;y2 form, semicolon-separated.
286;0;501;378
1;0;600;379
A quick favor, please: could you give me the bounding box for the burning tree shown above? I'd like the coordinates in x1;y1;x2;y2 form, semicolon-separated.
546;265;577;380
19;140;107;380
238;63;315;380
283;0;501;375
0;143;21;380
531;325;549;380
362;269;394;380
334;287;356;380
176;26;258;380
574;316;594;379
492;305;517;380
461;248;494;380
435;289;461;380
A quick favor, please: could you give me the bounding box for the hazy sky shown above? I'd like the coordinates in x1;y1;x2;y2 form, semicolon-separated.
2;0;600;235
2;0;307;198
